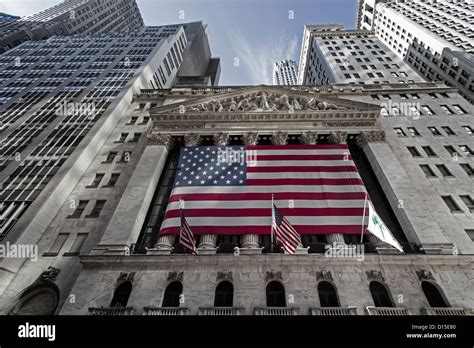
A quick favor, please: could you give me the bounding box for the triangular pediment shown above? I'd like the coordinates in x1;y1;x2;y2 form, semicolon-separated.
151;85;381;115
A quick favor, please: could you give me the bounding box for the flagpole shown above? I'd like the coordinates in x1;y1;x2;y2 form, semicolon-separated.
271;194;274;253
360;192;368;243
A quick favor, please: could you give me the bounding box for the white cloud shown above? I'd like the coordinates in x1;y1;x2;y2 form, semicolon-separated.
230;31;299;85
0;0;63;17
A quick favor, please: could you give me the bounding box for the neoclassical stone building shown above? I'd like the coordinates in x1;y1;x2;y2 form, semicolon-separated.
1;83;473;316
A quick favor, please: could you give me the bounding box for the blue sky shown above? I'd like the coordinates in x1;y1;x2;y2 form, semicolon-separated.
1;0;357;85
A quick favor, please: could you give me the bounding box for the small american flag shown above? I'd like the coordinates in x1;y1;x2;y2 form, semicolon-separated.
272;204;302;255
179;209;197;254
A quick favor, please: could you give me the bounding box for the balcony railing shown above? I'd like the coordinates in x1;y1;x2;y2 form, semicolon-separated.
88;307;135;316
365;306;412;316
198;307;245;315
254;307;300;316
143;307;189;316
422;307;472;316
310;307;357;316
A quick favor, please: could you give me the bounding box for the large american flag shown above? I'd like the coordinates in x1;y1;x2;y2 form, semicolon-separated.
159;144;368;236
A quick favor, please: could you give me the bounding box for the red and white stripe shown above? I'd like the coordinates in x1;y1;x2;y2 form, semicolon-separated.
179;210;197;254
160;145;368;236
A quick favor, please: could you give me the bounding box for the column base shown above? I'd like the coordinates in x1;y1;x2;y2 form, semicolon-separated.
294;247;310;255
419;243;456;255
375;246;403;255
146;248;173;255
197;248;218;255
238;247;264;255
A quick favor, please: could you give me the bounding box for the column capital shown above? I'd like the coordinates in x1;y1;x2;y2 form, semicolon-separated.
271;131;288;145
243;132;258;146
357;131;386;147
184;133;201;147
147;133;174;148
214;132;230;146
301;131;317;145
328;131;347;145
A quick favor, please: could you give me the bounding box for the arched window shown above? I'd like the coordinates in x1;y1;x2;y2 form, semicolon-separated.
421;281;449;308
110;281;132;307
9;283;60;316
318;281;340;307
162;281;183;307
369;281;394;307
266;281;286;307
214;281;234;307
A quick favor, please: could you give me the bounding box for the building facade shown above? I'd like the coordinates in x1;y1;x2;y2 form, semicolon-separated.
1;82;472;316
297;28;425;85
273;59;298;85
356;0;473;102
1;0;144;54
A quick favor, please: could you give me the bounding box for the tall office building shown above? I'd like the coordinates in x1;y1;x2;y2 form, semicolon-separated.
0;20;220;315
298;27;424;85
356;0;473;102
0;0;144;53
0;13;20;23
273;59;298;85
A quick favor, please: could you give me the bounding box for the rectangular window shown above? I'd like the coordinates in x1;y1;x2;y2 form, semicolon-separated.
127;116;138;125
394;127;407;137
462;126;473;135
460;145;473;156
407;127;420;137
69;200;88;218
440;105;453;115
436;164;453;177
87;173;104;188
466;230;474;241
460;195;474;212
86;200;105;218
141;116;150;124
445;145;461;157
116;133;128;143
163;58;171;76
460;163;474;176
441;126;456;136
65;233;88;255
407;146;421;157
105;173;120;187
422;146;437;157
452;105;467;114
441;196;462;213
420;165;436;177
428;127;442;136
421;105;434;115
130;133;142;143
104;151;117;163
46;234;68;255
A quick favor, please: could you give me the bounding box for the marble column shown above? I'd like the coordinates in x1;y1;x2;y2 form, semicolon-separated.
149;235;176;255
196;132;230;254
325;131;348;247
240;132;263;254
